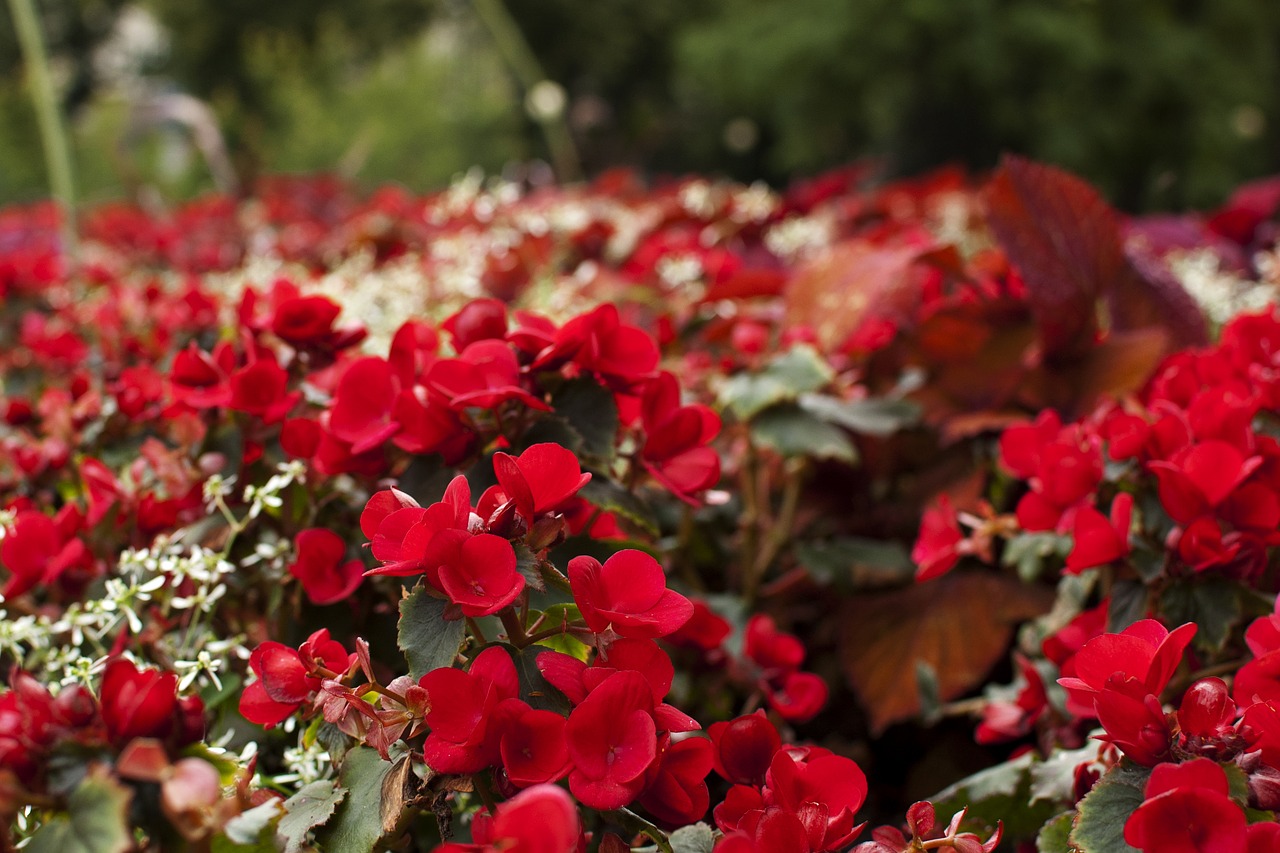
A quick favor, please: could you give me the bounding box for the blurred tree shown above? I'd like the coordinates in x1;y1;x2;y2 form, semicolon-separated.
0;0;130;112
141;0;438;182
670;0;1280;209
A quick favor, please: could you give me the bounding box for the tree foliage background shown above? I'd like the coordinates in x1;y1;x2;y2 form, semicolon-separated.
0;0;1277;209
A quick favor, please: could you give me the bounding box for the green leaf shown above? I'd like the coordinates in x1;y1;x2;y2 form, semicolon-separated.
669;823;715;853
514;543;546;593
550;378;619;462
533;603;591;660
1159;578;1243;654
1002;532;1072;583
602;807;674;853
277;780;346;853
1036;812;1075;853
930;752;1063;843
398;585;467;680
750;405;857;463
224;800;284;846
1107;580;1149;633
315;748;394;853
579;477;658;535
719;345;833;420
24;772;133;853
503;643;573;714
1030;744;1098;807
793;536;913;588
797;393;920;436
1070;760;1150;853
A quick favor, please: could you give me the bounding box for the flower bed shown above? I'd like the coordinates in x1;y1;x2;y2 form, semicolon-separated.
2;157;1280;852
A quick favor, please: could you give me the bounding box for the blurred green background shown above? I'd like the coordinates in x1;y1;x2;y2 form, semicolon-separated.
1;0;1277;210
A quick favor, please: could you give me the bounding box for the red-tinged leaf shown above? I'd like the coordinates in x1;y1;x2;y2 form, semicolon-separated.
984;156;1122;361
840;573;1053;733
1116;248;1208;349
701;268;789;302
784;240;923;350
1031;327;1171;418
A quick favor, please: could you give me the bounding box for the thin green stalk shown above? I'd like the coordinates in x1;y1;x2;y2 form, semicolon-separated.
7;0;78;262
467;0;582;182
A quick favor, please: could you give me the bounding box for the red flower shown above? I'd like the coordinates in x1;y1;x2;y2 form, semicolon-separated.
427;529;524;617
1177;677;1238;754
1093;675;1172;765
639;372;721;500
99;658;180;746
531;304;660;389
0;509;91;597
566;671;658;809
764;750;868;851
1149;439;1263;524
492;443;592;522
912;496;966;581
710;712;783;786
437;783;581;853
764;672;828;723
428;340;550;412
288;528;365;605
443;298;508;350
420;647;520;774
715;807;812;853
499;706;571;787
240;630;351;728
1124;759;1247;853
327;357;401;453
569;550;693;639
1058;620;1197;716
639;735;715;825
1064;493;1132;574
228;356;298;423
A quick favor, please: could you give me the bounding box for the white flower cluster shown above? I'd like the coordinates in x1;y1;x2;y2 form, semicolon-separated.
1168;247;1277;325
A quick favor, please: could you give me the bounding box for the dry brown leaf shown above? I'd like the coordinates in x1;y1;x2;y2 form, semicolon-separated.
840;572;1053;734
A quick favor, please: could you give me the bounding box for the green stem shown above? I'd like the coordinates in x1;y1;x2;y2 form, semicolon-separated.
7;0;77;263
467;0;582;181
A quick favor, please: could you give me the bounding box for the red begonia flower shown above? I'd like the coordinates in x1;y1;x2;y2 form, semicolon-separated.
764;750;868;851
288;528;365;605
1124;759;1247;853
438;783;581;853
493;443;592;522
499;706;571;787
428;340;550;412
639;372;721;499
271;294;341;346
532;304;660;388
584;638;675;703
912;496;965;581
1092;675;1172;765
667;599;732;652
169;343;232;409
228;357;298;423
1234;651;1280;707
240;630;351;728
566;670;658;809
420;647;520;774
765;672;829;723
99;658;180;746
717;807;811;853
1149;439;1263;524
327;357;401;453
569;550;693;639
1058;620;1197;716
428;529;524;617
640;735;715;826
443;298;508;350
998;411;1062;479
1177;677;1237;745
1064;493;1132;574
745;615;806;676
710;712;783;786
1;510;89;597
